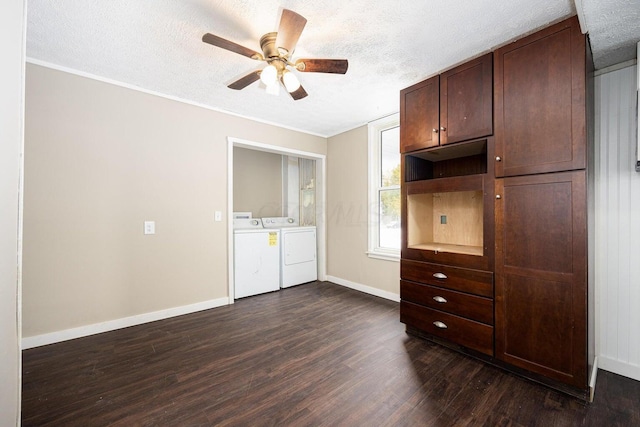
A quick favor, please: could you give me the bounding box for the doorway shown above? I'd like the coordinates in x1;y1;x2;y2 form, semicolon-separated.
227;137;327;301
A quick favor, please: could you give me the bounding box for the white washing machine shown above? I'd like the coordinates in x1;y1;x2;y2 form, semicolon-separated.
233;218;281;299
262;217;317;288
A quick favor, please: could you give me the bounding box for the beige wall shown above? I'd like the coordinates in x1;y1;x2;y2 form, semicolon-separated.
1;0;24;424
23;64;326;338
326;126;400;295
233;147;282;217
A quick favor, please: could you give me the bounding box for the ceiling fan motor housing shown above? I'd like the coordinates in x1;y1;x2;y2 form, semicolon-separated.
260;32;283;59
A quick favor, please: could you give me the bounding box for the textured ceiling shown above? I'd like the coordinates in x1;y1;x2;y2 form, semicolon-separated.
579;0;640;69
26;0;640;137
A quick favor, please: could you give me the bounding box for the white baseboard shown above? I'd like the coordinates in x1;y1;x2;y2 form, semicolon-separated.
22;297;230;349
326;275;400;302
589;356;598;402
597;356;640;382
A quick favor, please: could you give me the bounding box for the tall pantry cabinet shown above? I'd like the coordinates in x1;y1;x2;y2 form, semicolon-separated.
494;17;593;392
399;16;594;399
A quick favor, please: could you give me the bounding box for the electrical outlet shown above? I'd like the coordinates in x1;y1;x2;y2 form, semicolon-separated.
144;221;155;235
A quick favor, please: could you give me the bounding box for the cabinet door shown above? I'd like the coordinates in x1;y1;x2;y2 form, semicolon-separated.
400;76;439;153
495;171;587;388
494;17;586;177
441;53;493;145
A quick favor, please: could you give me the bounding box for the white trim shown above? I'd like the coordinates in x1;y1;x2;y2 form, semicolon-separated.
365;251;400;262
589;357;598;402
25;58;329;138
367;113;401;259
227;141;235;303
594;59;637;77
21;298;229;349
326;275;400;302
573;0;587;34
15;2;27;422
317;156;328;281
227;137;328;298
597;356;640;382
231;137;327;160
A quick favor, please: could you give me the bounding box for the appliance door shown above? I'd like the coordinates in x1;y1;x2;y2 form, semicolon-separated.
234;230;280;298
283;229;316;266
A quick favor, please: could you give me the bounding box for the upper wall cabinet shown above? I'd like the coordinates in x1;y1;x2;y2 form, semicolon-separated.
494;18;586;177
400;53;493;153
401;76;439;152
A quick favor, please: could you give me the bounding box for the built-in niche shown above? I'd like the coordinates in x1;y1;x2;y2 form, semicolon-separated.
407;189;483;256
403;138;489;257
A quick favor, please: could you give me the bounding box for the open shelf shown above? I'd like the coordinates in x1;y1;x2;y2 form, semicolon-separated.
405;138;488;182
407;189;483;257
408;243;484;256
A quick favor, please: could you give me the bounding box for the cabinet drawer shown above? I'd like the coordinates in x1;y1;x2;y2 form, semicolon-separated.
401;280;493;325
400;301;494;356
401;259;493;297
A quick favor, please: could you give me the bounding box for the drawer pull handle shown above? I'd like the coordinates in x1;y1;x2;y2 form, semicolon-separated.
433;296;447;304
433;272;447;279
433;321;448;329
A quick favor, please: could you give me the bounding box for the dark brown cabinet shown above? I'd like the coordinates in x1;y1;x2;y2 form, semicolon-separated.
495;171;587;388
494;18;586;177
492;16;593;396
400;53;493;153
400;259;494;356
399;16;593;400
400;76;439;152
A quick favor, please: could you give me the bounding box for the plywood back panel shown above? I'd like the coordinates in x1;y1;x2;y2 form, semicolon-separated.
433;191;483;246
407;193;433;246
407;190;483;248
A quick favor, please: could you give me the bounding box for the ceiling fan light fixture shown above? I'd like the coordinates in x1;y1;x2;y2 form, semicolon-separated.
282;70;301;93
202;8;347;100
260;64;278;86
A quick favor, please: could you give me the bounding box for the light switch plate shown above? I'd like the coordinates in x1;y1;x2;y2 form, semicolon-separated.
214;211;222;222
144;221;155;235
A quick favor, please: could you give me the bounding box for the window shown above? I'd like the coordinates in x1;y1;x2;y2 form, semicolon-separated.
368;113;400;261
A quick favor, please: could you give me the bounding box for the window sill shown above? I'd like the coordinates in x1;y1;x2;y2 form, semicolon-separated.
366;251;400;262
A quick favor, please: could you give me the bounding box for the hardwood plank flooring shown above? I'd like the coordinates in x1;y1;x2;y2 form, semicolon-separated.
22;282;640;426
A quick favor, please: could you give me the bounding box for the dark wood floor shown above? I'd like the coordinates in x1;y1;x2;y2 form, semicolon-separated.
22;282;640;426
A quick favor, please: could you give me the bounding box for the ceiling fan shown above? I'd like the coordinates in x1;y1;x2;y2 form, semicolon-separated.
202;8;348;100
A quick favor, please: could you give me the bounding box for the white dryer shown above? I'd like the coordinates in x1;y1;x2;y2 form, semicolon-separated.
233;218;280;299
262;217;317;288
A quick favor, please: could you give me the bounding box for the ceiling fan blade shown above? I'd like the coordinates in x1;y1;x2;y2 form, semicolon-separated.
289;85;308;101
202;33;263;60
295;59;349;74
275;9;307;55
228;70;262;90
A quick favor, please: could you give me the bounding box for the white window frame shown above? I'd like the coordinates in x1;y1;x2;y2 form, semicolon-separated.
367;113;400;262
